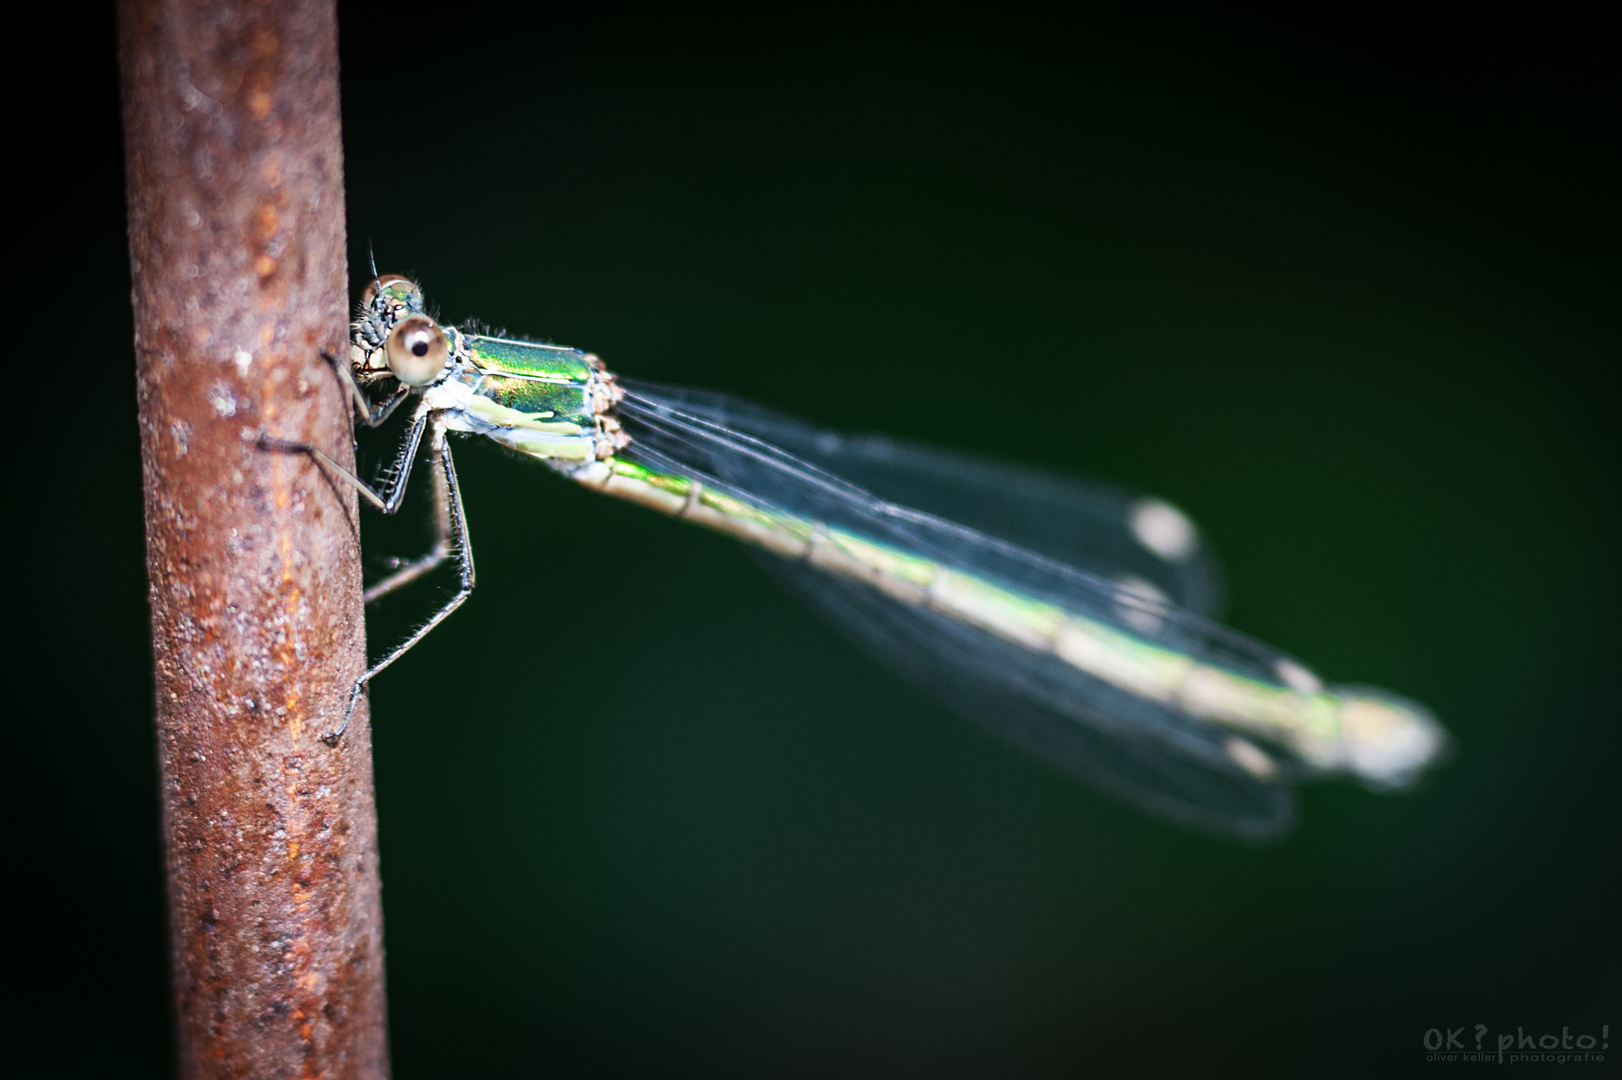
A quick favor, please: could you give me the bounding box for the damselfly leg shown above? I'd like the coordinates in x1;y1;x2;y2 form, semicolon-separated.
263;402;476;744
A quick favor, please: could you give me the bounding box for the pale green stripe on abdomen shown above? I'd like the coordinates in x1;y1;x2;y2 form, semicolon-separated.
569;457;1434;784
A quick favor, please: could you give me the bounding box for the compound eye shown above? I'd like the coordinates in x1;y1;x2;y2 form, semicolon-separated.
385;315;450;385
363;273;421;309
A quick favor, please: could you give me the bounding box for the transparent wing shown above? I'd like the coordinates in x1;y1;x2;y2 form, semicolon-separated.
617;383;1313;839
627;384;1225;615
770;565;1294;839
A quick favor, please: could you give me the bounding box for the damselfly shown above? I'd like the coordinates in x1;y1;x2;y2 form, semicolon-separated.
270;275;1448;839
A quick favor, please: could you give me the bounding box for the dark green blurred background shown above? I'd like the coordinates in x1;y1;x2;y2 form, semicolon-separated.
21;9;1616;1077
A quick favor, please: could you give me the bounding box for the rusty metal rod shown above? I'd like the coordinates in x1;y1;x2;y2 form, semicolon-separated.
119;0;389;1075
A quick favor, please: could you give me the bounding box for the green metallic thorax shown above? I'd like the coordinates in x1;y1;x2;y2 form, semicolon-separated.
468;335;602;431
429;332;625;463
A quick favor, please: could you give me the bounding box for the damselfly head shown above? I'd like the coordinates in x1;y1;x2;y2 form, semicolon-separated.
363;273;423;311
385;314;451;386
351;273;434;377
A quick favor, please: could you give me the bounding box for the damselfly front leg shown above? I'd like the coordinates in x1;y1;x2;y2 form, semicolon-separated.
258;402;428;515
321;348;414;429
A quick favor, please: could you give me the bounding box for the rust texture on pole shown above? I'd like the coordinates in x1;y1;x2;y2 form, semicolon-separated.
119;1;389;1076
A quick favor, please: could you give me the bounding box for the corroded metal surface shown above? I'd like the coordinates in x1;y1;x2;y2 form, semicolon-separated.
119;1;388;1075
